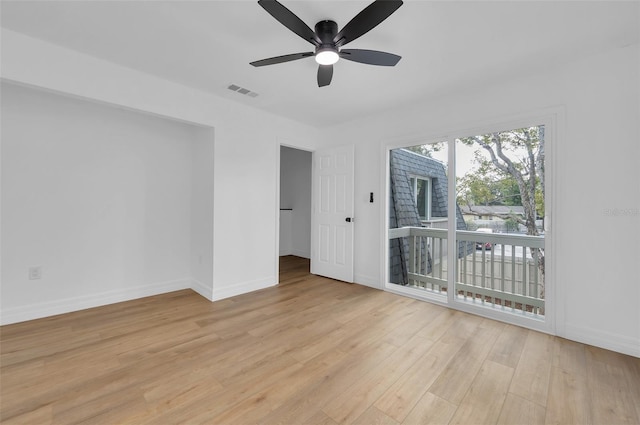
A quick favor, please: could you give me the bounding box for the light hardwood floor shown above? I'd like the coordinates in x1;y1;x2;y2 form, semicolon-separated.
1;256;639;424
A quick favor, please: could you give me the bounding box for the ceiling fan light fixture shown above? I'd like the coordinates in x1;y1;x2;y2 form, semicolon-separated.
251;0;404;87
315;47;339;65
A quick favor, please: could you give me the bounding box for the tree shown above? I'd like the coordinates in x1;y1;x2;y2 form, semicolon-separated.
458;126;544;236
405;142;444;158
456;168;522;207
458;126;545;294
504;217;520;233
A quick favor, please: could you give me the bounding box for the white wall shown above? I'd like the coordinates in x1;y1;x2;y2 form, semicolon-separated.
280;146;312;258
210;118;283;299
1;83;197;322
0;29;321;318
279;210;293;256
190;128;215;300
325;44;640;357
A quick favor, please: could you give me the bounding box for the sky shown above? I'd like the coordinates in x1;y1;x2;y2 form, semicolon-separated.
421;137;536;180
420;141;483;178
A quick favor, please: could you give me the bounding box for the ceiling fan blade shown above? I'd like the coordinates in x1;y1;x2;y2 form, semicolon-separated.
250;52;314;67
317;65;333;87
258;0;321;46
339;49;401;66
333;0;403;47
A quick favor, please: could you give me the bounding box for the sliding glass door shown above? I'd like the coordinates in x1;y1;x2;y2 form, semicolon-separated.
387;120;550;330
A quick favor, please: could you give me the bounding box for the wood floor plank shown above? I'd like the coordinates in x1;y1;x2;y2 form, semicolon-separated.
141;369;223;404
545;366;592;425
585;354;640;424
497;393;546;425
373;337;465;423
448;360;514;425
427;320;503;405
552;336;587;376
302;410;340;425
401;391;457;425
258;340;399;425
421;309;477;343
509;329;554;406
53;391;148;424
587;345;640;422
322;333;436;424
144;354;305;424
381;303;445;348
488;324;528;368
1;256;638;425
353;406;400;425
0;404;53;425
286;319;354;363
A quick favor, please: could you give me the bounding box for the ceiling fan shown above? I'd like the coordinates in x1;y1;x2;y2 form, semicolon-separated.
250;0;403;87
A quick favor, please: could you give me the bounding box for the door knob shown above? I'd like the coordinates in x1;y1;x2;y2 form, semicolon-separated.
345;217;353;222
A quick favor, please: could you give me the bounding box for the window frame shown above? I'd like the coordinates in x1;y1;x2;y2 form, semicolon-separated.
409;175;432;221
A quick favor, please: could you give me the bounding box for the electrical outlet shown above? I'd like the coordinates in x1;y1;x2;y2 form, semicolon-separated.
28;266;42;280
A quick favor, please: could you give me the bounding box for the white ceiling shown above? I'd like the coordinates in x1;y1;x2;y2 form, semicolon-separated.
2;1;638;128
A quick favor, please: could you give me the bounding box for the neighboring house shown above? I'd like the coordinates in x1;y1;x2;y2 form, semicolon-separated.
460;205;544;233
461;205;525;220
461;205;525;231
389;149;469;285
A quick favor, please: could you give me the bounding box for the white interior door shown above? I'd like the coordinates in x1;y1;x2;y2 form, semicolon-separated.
311;145;354;282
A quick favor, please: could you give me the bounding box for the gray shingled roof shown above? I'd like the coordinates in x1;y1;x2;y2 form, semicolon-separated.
389;149;470;286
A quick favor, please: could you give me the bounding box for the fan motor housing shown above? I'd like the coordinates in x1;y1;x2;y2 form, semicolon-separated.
315;20;338;44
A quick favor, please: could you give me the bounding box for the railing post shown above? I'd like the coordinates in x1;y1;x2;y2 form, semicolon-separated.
522;244;527;298
511;245;516;298
408;233;415;286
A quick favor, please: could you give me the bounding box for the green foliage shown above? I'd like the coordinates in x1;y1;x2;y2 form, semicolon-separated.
456;126;545;234
405;142;444;158
535;186;545;218
456;170;522;207
504;217;520;232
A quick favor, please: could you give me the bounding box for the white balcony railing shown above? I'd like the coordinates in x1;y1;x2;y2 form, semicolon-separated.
389;227;545;316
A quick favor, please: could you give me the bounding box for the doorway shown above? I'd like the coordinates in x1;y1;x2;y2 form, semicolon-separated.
279;146;312;275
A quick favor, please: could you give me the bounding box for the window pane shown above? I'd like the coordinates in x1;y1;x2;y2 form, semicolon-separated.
454;125;546;317
410;177;416;202
388;143;448;295
416;179;427;219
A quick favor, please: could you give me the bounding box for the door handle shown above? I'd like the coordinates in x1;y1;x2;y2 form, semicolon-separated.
345;217;354;222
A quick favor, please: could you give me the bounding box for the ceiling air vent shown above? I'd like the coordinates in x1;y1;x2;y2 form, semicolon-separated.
227;84;258;98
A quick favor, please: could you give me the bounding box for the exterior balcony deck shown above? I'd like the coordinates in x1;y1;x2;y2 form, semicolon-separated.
389;227;545;317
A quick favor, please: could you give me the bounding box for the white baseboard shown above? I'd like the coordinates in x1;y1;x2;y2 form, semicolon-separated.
354;273;382;289
0;278;191;325
212;276;277;301
291;249;310;259
190;279;213;301
561;323;640;358
280;250;309;258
